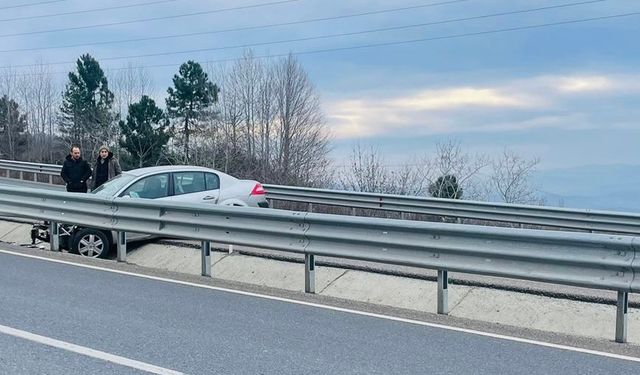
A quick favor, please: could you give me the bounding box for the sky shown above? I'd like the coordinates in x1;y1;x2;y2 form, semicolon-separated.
0;0;638;171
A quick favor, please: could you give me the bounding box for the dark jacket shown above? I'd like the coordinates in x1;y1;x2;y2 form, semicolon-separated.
61;155;92;193
92;152;122;189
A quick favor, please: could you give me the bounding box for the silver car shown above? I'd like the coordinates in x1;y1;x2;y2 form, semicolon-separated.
32;166;269;258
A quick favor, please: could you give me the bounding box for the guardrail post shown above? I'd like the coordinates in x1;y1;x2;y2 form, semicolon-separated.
201;241;212;277
437;270;449;315
616;291;628;343
116;231;127;262
308;203;313;212
401;212;407;220
48;175;53;184
4;169;8;178
351;207;356;216
19;171;23;180
305;254;315;294
32;172;38;182
49;221;59;252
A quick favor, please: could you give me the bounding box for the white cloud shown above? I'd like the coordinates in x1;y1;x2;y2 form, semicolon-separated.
389;87;531;110
325;72;640;140
555;76;614;93
525;74;640;95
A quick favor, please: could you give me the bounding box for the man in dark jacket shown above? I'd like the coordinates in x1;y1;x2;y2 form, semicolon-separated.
61;145;92;193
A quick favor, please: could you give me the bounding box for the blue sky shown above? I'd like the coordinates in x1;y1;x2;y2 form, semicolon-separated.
1;0;638;170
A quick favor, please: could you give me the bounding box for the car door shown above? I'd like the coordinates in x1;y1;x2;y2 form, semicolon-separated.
120;173;171;200
119;173;170;240
204;172;221;203
168;171;219;204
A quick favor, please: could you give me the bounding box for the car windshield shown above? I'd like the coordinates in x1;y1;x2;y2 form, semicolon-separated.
90;173;136;197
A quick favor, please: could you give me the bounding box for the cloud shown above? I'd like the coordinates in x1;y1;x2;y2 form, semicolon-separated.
325;72;640;140
525;74;640;95
389;87;530;110
554;76;614;93
327;99;419;139
326;87;543;138
326;83;544;139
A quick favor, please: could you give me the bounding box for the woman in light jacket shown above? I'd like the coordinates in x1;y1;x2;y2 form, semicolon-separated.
92;145;122;189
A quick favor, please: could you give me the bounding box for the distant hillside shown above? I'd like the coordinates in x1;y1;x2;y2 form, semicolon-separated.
533;164;640;213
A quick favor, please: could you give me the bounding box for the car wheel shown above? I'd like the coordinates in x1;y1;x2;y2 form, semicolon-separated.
71;228;111;259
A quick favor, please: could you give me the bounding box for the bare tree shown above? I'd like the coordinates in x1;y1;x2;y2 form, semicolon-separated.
206;63;242;172
339;144;389;192
0;68;16;158
490;148;542;204
111;62;154;119
0;67;17;105
338;144;427;195
272;54;330;185
204;52;330;186
219;52;262;176
17;62;61;162
111;63;154;158
0;68;29;160
257;63;276;180
209;52;277;180
236;51;261;161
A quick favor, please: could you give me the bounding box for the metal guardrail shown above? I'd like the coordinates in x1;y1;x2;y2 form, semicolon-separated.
0;159;62;184
0;184;636;343
264;184;640;235
3;159;640;237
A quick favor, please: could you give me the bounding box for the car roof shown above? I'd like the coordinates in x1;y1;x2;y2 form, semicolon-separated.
124;165;228;178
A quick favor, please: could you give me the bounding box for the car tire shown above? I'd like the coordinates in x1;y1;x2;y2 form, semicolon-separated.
71;228;111;259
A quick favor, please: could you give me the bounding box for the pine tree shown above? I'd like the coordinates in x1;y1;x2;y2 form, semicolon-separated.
166;60;219;163
59;54;116;154
119;96;171;168
429;174;463;199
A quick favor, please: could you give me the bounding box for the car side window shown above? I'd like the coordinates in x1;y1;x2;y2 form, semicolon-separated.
122;174;169;199
173;172;206;195
205;173;220;190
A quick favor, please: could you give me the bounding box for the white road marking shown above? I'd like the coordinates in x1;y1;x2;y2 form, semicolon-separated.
1;248;640;364
0;323;184;375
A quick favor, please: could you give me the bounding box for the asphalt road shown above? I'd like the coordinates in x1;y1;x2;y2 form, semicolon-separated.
1;251;639;375
0;332;148;375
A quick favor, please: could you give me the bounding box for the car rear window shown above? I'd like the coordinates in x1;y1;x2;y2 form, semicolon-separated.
205;173;220;190
173;172;206;195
